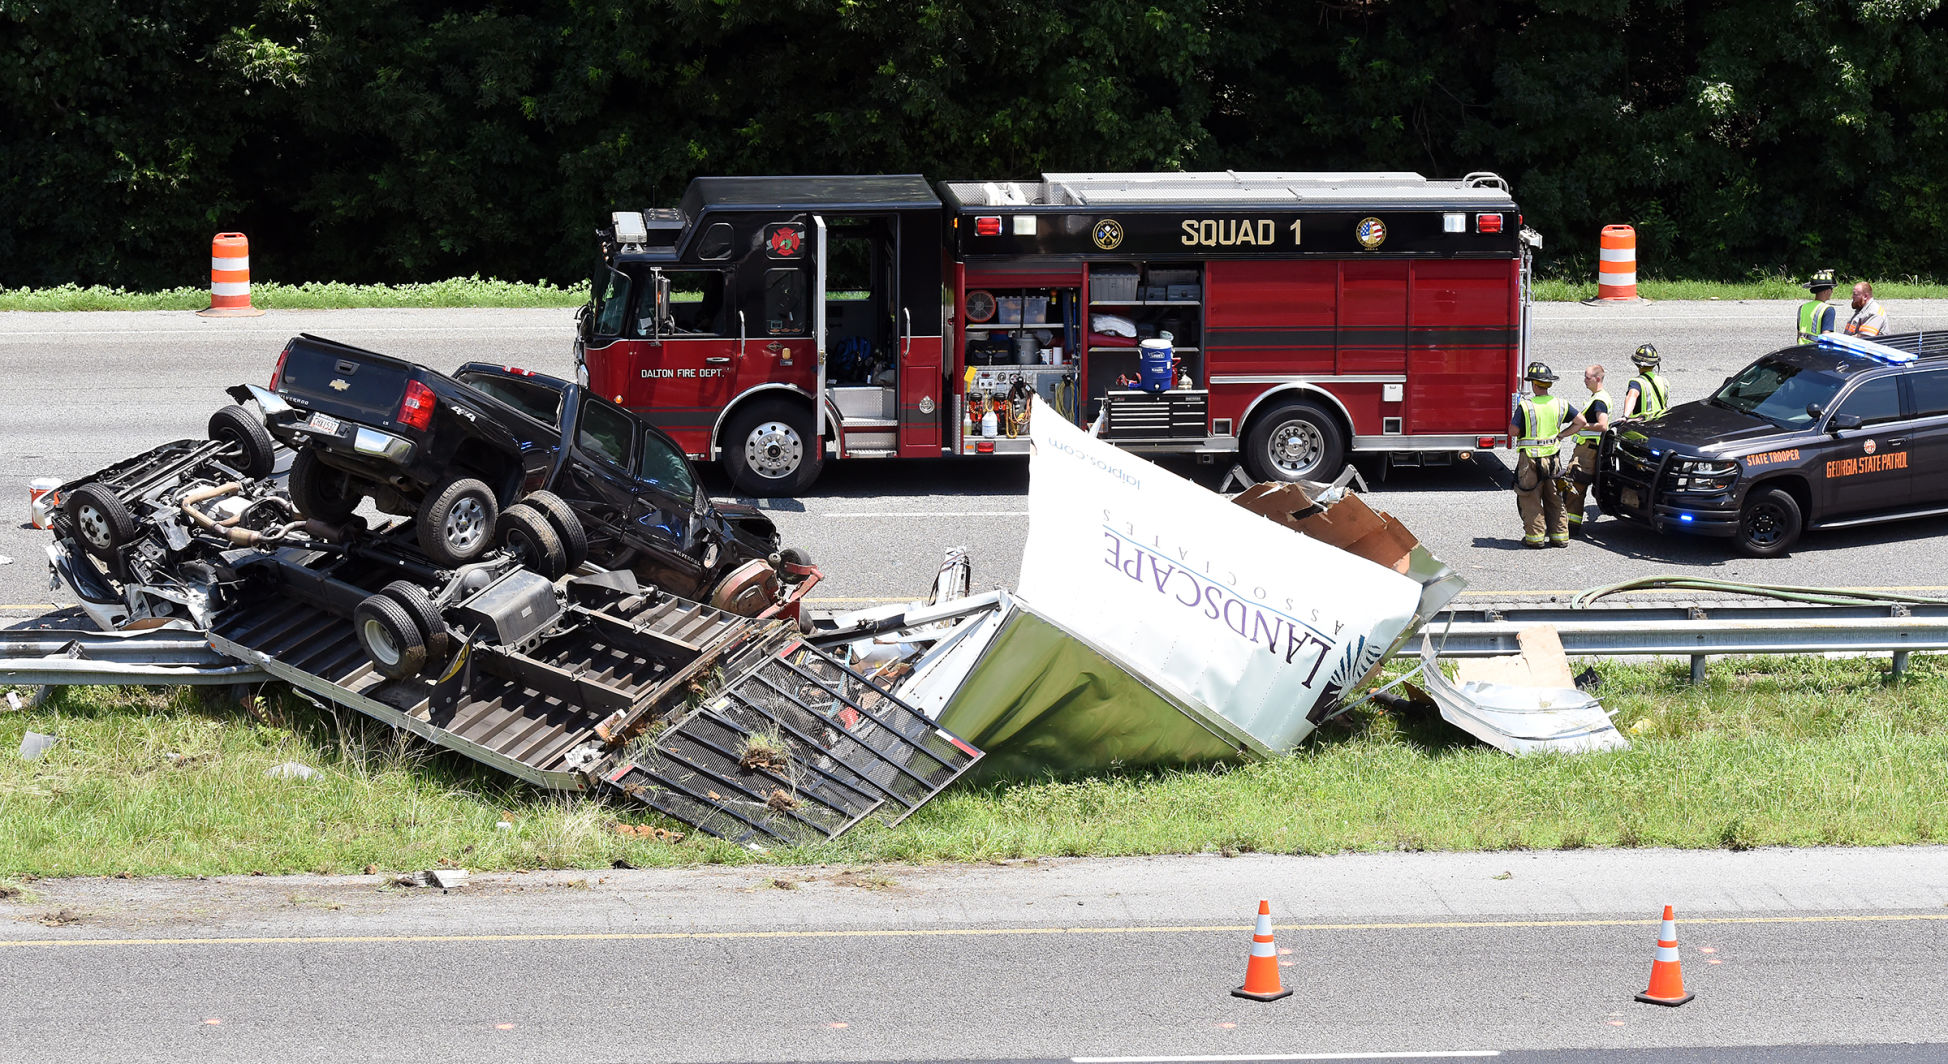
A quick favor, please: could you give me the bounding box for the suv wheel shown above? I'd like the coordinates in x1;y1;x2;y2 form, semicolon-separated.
1735;486;1802;558
1243;400;1345;484
417;475;499;567
722;399;823;497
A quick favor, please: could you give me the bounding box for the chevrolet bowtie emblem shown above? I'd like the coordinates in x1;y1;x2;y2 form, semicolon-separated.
329;379;350;391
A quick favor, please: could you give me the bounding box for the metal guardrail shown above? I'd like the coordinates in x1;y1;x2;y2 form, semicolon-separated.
0;630;269;686
2;601;1941;689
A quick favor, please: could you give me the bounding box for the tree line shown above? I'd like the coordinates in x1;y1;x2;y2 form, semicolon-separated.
3;0;1944;291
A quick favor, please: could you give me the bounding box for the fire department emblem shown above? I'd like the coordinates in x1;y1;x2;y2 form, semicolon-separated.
1092;218;1125;250
1863;439;1877;455
767;225;802;257
1355;217;1388;250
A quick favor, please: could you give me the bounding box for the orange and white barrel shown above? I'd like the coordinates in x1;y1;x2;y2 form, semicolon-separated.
1596;225;1638;301
197;232;265;317
28;477;61;530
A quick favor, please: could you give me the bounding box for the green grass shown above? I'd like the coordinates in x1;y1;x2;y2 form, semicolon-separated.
0;276;588;312
2;654;1945;877
1533;274;1948;302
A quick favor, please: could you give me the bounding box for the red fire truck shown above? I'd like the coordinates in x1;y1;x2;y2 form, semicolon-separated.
576;171;1538;496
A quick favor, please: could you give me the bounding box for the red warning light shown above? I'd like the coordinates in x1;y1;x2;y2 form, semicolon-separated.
1476;213;1504;234
974;216;1002;237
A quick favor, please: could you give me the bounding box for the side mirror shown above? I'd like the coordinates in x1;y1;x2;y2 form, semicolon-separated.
1829;413;1863;433
1805;402;1824;419
651;270;673;340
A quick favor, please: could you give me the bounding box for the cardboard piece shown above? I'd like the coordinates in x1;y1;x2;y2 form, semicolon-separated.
1232;482;1421;574
1452;625;1578;690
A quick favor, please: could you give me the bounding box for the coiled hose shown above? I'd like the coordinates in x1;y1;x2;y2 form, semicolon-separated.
1570;575;1948;609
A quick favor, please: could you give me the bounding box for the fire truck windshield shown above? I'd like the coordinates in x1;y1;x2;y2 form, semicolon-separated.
592;265;632;337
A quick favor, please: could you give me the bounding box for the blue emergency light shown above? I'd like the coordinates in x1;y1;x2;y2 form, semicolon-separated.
1815;333;1917;364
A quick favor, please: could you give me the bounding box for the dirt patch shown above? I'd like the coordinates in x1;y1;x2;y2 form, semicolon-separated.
823;869;899;892
613;823;684;842
37;908;82;927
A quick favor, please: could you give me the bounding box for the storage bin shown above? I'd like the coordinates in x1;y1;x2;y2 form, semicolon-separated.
1146;267;1198;287
1140;285;1167;302
995;295;1050;324
1166;284;1201;301
1093;268;1138;302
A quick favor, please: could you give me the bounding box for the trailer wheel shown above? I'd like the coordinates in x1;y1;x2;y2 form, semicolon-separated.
288;448;362;523
517;490;588;571
1735;486;1802;558
353;592;427;681
417;475;498;567
380;580;449;670
721;399;823;497
1244;400;1345;484
65;483;137;558
207;405;278;479
497;503;570;579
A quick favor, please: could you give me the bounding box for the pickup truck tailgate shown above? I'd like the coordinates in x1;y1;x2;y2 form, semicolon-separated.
279;343;412;424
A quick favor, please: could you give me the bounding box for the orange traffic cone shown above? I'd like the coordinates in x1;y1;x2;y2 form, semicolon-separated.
1634;905;1695;1007
1231;899;1293;1001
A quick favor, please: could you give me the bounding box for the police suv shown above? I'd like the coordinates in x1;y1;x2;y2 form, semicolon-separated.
1596;332;1948;557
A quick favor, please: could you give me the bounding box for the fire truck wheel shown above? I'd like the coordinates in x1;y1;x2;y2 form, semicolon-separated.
722;400;823;497
497;503;571;580
1244;400;1345;483
288;448;362;523
353;591;428;681
207;404;278;479
417;475;499;567
65;482;137;557
380;580;450;670
1735;486;1802;558
518;490;588;570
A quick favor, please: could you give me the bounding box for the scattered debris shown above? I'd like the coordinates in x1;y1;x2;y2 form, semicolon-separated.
765;788;799;812
771;877;800;890
17;731;58;761
1493;871;1514;881
264;762;317;781
0;883;21;900
495;820;512;831
4;690;20;712
1419;630;1628;755
38;908;81;927
612;823;684;842
426;868;468;890
1574;665;1603;691
362;864;379;875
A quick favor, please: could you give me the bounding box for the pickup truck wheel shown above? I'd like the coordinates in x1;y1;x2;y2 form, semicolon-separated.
208;405;277;479
65;483;137;557
722;400;823;497
497;503;570;580
288;449;362;523
1243;400;1345;484
417;475;498;567
1735;486;1802;558
380;580;449;670
353;592;427;681
518;490;588;570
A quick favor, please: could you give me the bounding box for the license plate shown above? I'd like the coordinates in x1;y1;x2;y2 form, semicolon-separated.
1621;487;1642;510
310;413;342;436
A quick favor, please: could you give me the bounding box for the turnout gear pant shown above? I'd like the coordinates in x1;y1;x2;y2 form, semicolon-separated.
1515;451;1568;545
1561;442;1599;526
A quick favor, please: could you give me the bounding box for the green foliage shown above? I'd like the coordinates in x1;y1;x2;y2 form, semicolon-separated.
3;1;1945;289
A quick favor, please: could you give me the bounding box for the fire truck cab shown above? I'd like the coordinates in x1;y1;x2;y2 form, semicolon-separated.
579;171;1537;496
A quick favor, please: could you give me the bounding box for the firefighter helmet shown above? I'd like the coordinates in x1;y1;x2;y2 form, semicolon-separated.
1632;343;1660;369
1805;268;1837;293
1524;361;1558;383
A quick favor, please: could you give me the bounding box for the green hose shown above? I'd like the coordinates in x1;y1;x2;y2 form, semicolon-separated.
1570;576;1948;609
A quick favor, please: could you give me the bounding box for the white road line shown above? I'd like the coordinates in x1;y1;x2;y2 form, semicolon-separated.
1073;1054;1501;1063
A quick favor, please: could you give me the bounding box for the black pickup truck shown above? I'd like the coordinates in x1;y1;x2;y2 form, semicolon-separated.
239;334;814;614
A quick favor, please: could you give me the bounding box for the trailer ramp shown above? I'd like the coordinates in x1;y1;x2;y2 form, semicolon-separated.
598;637;983;846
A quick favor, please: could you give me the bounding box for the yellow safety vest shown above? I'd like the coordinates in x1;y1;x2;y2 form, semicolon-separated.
1518;394;1567;458
1628;372;1669;418
1575;388;1611;443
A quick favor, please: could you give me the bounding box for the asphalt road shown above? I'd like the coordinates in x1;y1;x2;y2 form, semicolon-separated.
3;302;1946;611
4;847;1946;1063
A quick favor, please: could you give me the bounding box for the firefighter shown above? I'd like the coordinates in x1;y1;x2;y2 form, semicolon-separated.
1843;281;1888;337
1618;344;1669;421
1510;362;1587;548
1797;269;1840;343
1558;363;1610;533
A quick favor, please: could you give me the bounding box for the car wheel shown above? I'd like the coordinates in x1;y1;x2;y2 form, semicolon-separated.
288;448;362;523
417;475;499;567
721;399;823;497
65;483;137;558
1735;486;1802;558
518;490;588;571
497;502;570;580
380;580;449;669
353;592;427;681
207;404;278;479
1243;400;1345;484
